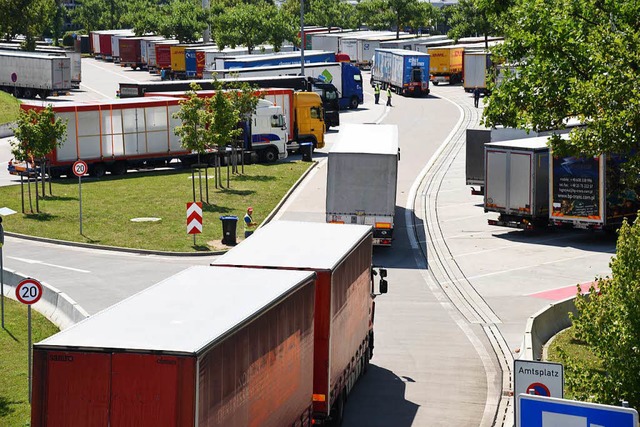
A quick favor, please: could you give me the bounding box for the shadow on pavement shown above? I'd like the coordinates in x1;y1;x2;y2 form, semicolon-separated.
343;363;419;427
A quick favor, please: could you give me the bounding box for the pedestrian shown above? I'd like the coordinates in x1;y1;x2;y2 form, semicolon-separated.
374;84;381;104
243;206;258;238
386;87;392;107
473;86;481;108
160;68;167;81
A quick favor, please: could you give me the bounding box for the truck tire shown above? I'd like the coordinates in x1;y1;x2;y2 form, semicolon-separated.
22;88;36;99
110;161;128;176
39;90;50;99
433;81;439;86
349;96;359;110
90;163;106;178
262;147;278;163
329;391;345;426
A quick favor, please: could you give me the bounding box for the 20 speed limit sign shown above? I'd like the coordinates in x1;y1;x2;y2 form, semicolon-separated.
15;278;43;305
73;160;88;177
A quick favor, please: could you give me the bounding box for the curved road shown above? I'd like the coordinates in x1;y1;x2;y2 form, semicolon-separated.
0;58;616;426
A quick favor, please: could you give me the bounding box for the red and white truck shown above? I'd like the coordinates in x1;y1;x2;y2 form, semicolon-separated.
31;266;317;427
214;220;389;425
10;95;287;177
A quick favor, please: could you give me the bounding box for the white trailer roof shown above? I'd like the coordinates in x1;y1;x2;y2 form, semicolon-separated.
330;124;399;155
214;221;371;270
36;266;314;354
485;135;552;150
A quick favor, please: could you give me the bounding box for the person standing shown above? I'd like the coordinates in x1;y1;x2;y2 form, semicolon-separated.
243;207;257;238
374;84;381;104
386;87;392;107
473;86;481;108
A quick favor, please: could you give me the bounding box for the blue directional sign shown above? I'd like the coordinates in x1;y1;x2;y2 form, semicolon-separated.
517;394;638;427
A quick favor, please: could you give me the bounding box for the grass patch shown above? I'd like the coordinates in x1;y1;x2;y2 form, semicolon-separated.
0;92;20;125
546;326;604;400
0;299;59;426
0;162;311;252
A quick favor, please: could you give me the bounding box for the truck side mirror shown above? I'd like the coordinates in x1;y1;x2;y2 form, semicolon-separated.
379;268;387;278
379;279;388;294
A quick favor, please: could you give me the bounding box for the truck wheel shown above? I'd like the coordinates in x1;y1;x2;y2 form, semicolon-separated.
90;163;106;178
433;81;439;86
349;96;359;110
22;88;36;99
262;147;278;163
110;161;128;176
329;391;345;426
39;90;50;99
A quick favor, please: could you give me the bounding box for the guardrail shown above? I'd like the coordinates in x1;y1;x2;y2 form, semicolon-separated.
2;267;89;330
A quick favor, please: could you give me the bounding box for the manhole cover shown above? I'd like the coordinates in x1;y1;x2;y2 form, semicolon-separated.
130;217;162;222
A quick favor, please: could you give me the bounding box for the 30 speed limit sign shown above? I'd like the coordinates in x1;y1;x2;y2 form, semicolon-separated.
15;278;43;305
73;160;88;177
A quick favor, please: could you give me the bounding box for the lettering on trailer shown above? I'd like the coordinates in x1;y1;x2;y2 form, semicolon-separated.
49;355;74;362
186;202;203;234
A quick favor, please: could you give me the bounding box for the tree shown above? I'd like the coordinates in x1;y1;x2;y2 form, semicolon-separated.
357;0;423;38
482;0;640;178
11;105;67;213
447;0;494;46
214;2;271;53
158;0;209;43
265;6;298;51
71;0;109;32
563;216;640;407
122;0;161;36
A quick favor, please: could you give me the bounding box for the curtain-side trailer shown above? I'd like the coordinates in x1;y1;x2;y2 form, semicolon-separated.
0;51;71;99
213;221;389;426
31;266;316;427
371;48;430;96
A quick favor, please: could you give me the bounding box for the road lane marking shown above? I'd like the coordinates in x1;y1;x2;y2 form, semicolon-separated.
8;256;91;273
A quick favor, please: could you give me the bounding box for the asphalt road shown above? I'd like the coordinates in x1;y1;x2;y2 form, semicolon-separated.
0;58;617;426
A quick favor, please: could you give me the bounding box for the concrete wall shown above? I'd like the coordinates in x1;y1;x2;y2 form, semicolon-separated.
2;267;89;330
0;122;14;138
520;296;578;361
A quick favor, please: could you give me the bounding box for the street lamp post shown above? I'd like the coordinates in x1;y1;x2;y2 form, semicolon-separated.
300;0;305;76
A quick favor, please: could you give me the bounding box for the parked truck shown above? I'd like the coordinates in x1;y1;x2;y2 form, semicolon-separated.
31;266;317;427
371;48;430;96
0;51;71;99
550;152;640;231
205;61;363;111
118;37;145;70
147;87;324;153
221;50;335;70
463;51;492;93
9;95;287;178
484;137;551;229
213;220;389;426
120;74;341;130
326;124;399;246
428;46;464;85
0;43;81;88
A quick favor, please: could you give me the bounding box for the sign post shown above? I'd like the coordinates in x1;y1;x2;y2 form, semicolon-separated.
15;278;43;403
73;160;88;235
187;202;203;245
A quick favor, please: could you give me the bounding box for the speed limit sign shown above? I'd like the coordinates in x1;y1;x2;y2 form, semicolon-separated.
15;278;43;305
73;160;88;177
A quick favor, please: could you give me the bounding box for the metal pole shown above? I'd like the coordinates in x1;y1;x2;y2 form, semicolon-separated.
28;305;32;403
300;0;305;76
79;176;83;235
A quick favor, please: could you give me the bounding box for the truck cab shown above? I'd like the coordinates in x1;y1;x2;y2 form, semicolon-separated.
293;92;325;150
250;99;288;162
310;81;340;130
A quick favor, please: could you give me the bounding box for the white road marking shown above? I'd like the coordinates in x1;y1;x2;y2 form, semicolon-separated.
83;59;140;82
8;256;91;273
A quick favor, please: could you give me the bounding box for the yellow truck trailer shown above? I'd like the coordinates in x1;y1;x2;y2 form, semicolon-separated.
427;46;464;85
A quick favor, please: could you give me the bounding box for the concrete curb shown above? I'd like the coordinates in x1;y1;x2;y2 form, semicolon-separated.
2;267;89;330
519;296;578;361
0;122;15;138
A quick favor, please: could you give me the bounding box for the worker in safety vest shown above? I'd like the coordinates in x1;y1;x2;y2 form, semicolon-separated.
243;207;257;238
374;84;381;104
386;87;392;107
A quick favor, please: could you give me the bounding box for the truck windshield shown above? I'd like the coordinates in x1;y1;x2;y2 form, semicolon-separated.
353;74;362;83
324;90;338;100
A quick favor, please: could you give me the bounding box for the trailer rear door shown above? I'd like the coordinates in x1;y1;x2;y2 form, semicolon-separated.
485;150;507;209
508;152;532;213
37;351;111;426
110;353;195;427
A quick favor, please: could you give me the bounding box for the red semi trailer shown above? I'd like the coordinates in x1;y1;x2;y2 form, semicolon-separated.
31;266;316;427
119;37;145;70
214;220;388;425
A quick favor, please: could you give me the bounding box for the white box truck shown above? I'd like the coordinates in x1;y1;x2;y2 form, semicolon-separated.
484;137;552;229
326;124;399;246
463;51;492;93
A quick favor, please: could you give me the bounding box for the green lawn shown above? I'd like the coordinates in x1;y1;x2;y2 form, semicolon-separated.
546;325;604;400
0;299;59;426
0;92;20;125
0;162;311;252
